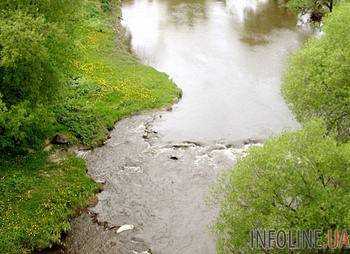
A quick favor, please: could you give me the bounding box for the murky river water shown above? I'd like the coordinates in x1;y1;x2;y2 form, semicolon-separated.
122;0;306;143
56;1;309;253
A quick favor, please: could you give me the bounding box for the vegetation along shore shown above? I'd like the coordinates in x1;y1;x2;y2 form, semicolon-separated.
0;0;349;253
214;0;350;253
0;0;180;253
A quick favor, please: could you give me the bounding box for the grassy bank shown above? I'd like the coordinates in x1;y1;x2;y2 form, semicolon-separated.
0;153;99;253
54;0;181;147
0;1;180;253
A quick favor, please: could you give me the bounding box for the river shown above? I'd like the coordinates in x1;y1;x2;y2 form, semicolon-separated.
56;1;307;253
122;0;306;144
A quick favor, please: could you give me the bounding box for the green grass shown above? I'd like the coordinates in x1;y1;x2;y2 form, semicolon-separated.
0;152;100;253
54;0;181;147
0;0;180;253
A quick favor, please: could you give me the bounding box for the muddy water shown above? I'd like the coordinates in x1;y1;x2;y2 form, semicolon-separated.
122;0;306;143
58;113;256;254
58;1;307;254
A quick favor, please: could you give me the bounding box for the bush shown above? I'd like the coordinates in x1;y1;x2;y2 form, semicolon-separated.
286;0;339;14
0;0;84;23
214;120;350;253
0;0;85;105
101;0;112;12
0;100;55;155
0;10;78;105
0;1;84;154
282;3;350;141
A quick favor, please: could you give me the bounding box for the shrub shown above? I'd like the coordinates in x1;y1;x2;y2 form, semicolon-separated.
0;101;55;155
0;1;85;154
286;0;339;14
214;120;350;253
0;10;78;105
0;0;85;105
101;0;112;12
282;3;350;141
0;0;84;23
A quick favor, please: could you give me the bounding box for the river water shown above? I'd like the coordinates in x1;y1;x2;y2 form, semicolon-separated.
122;0;306;143
55;2;309;253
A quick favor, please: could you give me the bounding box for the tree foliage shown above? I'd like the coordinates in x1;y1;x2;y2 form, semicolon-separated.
0;0;84;153
286;0;338;15
0;1;83;105
214;120;350;253
1;12;64;104
0;100;54;154
282;3;350;141
0;0;84;23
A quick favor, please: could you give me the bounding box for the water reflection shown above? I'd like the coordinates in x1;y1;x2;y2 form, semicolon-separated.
122;0;304;144
235;0;297;45
162;0;208;27
226;0;268;22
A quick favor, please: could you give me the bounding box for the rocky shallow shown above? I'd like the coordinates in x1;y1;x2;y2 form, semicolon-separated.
54;111;259;254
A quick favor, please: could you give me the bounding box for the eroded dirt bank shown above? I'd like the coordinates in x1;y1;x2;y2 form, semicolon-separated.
55;111;256;254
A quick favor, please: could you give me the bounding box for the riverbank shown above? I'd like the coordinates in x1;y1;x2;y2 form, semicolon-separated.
0;1;180;253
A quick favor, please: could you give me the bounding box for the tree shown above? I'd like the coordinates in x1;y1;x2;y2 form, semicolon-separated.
214;120;350;253
286;0;340;22
0;1;84;153
282;2;350;141
287;0;336;12
0;0;84;105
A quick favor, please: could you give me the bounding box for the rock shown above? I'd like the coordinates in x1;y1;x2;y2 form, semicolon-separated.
172;143;192;149
117;224;134;234
183;140;204;146
76;150;89;159
208;144;226;151
52;134;69;145
96;179;107;185
133;250;152;254
213;144;227;150
243;138;259;145
108;225;118;230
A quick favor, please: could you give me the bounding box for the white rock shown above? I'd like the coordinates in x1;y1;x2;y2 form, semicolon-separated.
117;224;135;234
